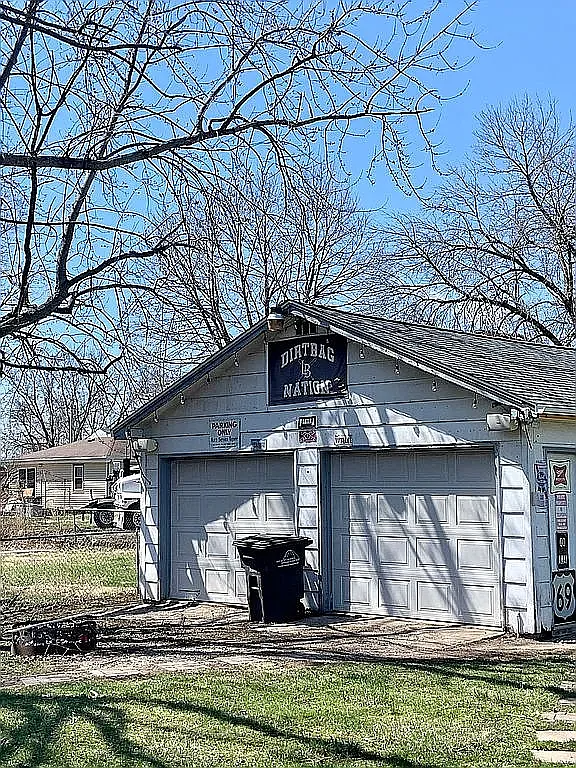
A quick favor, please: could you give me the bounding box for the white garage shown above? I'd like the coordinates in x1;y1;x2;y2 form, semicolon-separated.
115;300;576;636
331;449;500;625
171;454;294;603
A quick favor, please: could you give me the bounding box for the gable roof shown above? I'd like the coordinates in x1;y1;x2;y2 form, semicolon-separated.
113;302;576;436
15;437;128;464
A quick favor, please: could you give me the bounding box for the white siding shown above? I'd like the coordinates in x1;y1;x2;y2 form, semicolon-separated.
10;460;110;510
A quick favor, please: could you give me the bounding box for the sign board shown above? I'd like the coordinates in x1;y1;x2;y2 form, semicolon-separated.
552;570;576;622
298;415;318;444
209;419;240;450
549;459;571;494
534;461;549;509
556;531;570;569
268;334;347;406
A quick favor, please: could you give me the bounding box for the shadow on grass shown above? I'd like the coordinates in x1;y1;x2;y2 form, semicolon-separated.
0;685;439;768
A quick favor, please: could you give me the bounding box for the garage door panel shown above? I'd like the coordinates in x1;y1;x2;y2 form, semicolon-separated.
416;538;453;568
332;449;500;627
417;581;452;614
415;495;450;525
378;578;410;609
456;539;493;570
414;452;451;485
456;496;494;526
457;584;495;618
455;451;494;485
374;452;410;484
341;574;372;607
173;495;202;524
171;455;294;603
378;536;409;565
377;495;409;523
265;493;294;521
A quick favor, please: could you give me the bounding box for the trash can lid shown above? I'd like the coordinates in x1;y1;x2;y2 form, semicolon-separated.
234;534;313;549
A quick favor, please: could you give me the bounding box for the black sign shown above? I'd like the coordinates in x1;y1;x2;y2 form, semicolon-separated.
557;531;570;569
268;334;347;406
552;570;576;622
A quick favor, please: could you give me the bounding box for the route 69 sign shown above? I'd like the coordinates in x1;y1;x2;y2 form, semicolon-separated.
552;570;576;622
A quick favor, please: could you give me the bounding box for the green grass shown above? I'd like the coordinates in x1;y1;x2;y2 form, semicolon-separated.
0;658;573;767
0;548;136;595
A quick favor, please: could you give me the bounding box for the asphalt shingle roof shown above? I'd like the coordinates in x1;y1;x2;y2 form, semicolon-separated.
288;302;576;416
16;437;128;463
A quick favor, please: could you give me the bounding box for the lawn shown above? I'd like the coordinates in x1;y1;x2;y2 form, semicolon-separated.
0;657;573;768
0;548;136;597
0;547;137;628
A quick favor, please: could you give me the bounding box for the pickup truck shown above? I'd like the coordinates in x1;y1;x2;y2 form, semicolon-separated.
89;473;142;530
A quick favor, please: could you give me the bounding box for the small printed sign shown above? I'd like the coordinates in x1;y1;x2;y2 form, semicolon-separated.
299;430;317;444
534;461;549;509
550;459;571;494
557;531;570;569
556;513;568;532
209;419;240;450
556;493;568;508
552;570;576;622
334;433;353;447
298;416;317;430
535;462;548;486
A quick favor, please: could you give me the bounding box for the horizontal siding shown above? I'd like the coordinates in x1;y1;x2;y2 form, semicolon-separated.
9;460;110;510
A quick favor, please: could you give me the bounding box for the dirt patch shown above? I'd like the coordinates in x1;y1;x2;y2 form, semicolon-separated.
2;601;576;689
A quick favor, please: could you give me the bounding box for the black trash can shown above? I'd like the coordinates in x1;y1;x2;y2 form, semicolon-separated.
235;534;312;623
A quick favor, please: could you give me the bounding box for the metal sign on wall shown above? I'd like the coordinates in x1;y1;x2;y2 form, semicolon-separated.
209;419;240;450
268;334;347;406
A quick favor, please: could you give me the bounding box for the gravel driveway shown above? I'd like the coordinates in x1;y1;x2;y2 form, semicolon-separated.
2;601;576;688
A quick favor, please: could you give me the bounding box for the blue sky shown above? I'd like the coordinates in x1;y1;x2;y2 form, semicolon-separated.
359;0;576;216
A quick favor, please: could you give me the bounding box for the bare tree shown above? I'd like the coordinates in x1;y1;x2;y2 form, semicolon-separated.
381;97;576;345
130;163;376;362
0;0;481;372
0;351;176;456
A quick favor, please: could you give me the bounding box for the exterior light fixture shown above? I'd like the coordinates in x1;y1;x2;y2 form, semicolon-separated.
431;379;438;392
394;361;400;375
359;344;365;359
132;438;158;453
266;306;285;332
472;394;478;408
486;411;520;431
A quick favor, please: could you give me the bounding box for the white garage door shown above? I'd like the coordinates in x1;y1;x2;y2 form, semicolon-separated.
171;454;294;603
331;449;501;626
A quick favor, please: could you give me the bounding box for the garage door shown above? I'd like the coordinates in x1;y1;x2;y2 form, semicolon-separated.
171;454;294;603
331;449;501;626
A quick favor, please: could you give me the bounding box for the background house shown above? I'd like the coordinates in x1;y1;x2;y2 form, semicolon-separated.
8;434;129;511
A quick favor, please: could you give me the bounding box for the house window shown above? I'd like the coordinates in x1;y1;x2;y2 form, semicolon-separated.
18;468;36;492
73;465;84;492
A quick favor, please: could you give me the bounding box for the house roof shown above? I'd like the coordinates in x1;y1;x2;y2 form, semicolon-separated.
113;302;576;436
15;437;129;464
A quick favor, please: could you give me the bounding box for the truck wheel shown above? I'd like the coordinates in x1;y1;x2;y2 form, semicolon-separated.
123;506;141;531
93;508;114;529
